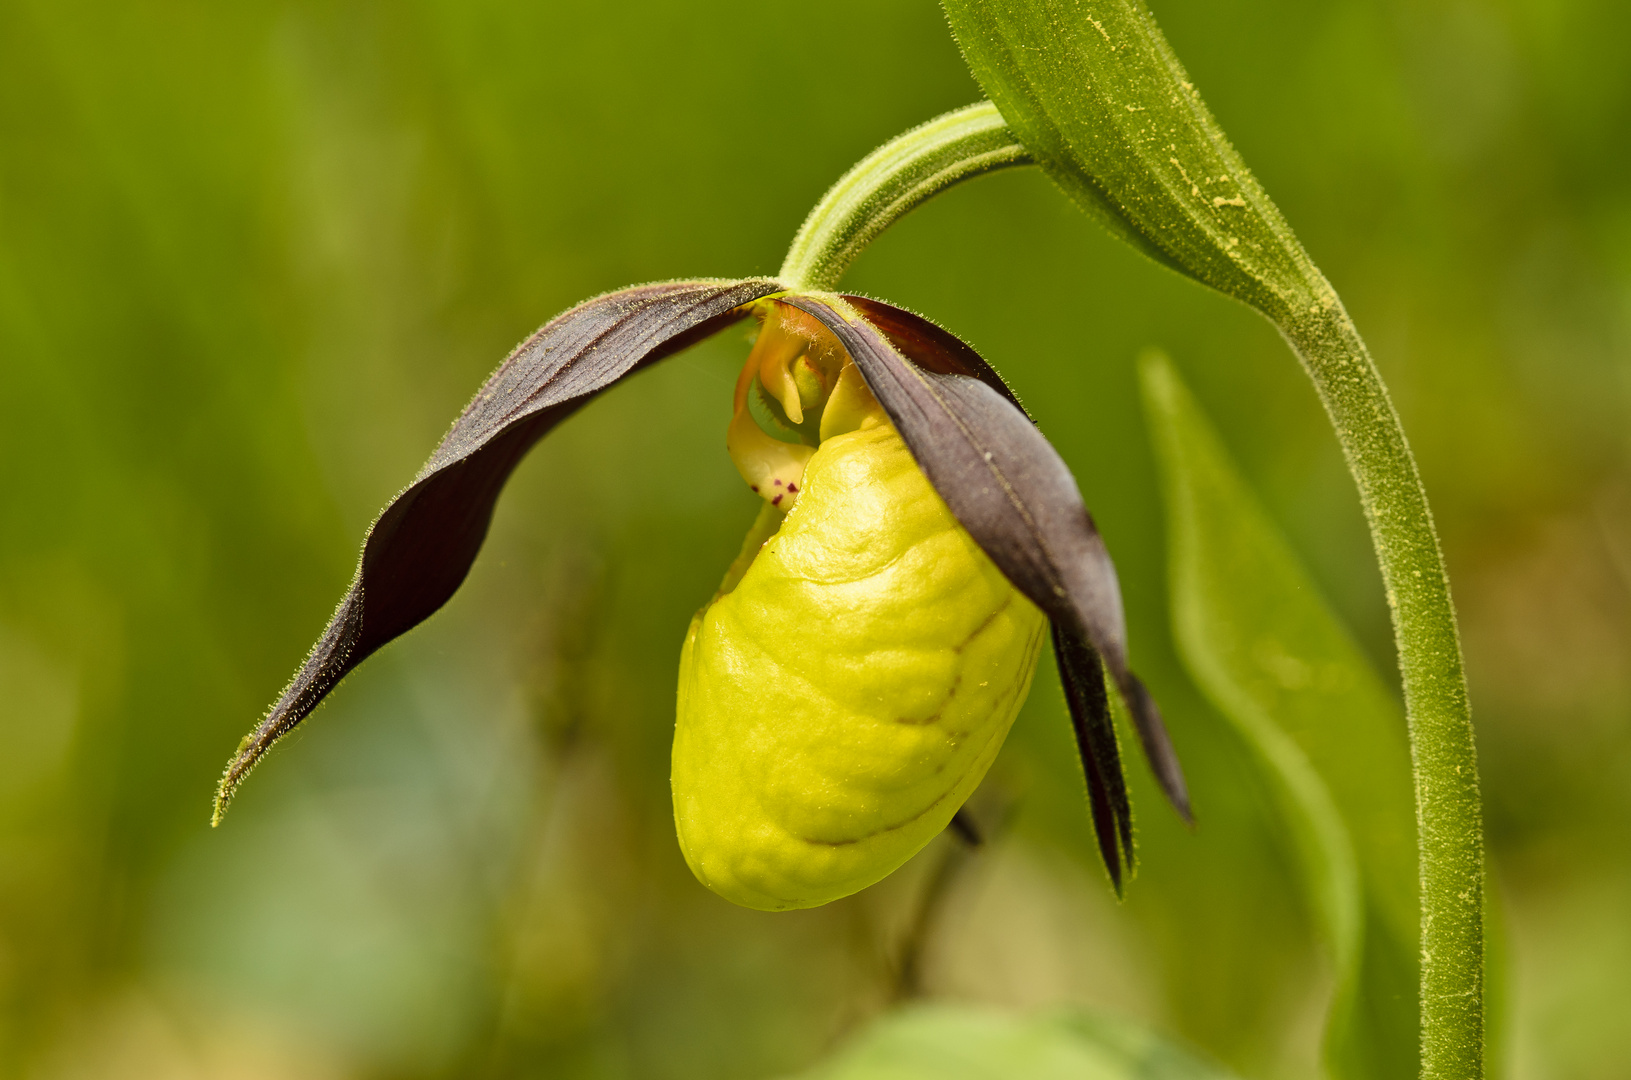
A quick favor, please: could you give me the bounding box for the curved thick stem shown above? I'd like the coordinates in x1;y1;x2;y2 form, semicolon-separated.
1282;294;1483;1080
786;106;1484;1079
779;102;1032;292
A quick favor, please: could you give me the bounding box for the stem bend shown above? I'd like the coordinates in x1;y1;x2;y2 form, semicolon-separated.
779;102;1032;292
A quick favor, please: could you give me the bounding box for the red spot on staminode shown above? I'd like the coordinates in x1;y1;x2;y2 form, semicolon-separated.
788;483;799;493
771;494;783;506
773;479;784;487
750;485;759;492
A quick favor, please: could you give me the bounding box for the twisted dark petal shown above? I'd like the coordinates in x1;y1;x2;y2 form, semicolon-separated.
785;295;1193;840
216;278;783;821
1117;670;1191;825
1052;623;1133;892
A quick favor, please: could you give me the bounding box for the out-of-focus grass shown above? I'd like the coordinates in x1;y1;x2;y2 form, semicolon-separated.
0;1;1626;1077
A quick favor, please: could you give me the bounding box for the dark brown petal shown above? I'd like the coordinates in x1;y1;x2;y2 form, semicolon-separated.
840;295;1023;407
215;278;783;822
1052;623;1133;892
784;295;1193;843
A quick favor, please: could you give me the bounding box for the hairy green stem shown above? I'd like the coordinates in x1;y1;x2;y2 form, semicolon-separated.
779;103;1032;292
786;101;1483;1078
1282;294;1483;1080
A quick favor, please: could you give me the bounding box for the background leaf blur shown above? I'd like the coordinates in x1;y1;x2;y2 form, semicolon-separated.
783;1004;1240;1080
1142;353;1418;1080
1;1;1627;1078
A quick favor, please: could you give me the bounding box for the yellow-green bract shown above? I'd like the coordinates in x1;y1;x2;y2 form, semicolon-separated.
674;422;1046;910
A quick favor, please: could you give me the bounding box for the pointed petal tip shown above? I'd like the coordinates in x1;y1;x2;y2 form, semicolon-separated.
1124;672;1194;825
1052;624;1136;899
211;780;237;828
211;730;265;825
1102;833;1132;900
214;279;782;816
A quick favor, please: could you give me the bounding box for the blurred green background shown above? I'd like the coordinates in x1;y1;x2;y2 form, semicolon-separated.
1;0;1627;1077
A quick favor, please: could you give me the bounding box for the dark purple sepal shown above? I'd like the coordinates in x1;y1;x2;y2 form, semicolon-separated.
785;294;1193;850
215;278;783;822
1052;622;1133;893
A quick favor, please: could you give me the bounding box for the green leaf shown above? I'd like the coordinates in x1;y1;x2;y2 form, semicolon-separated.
939;0;1327;323
782;1004;1240;1080
1140;353;1419;1080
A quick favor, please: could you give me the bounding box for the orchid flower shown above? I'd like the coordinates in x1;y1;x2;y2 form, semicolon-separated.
213;115;1191;911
